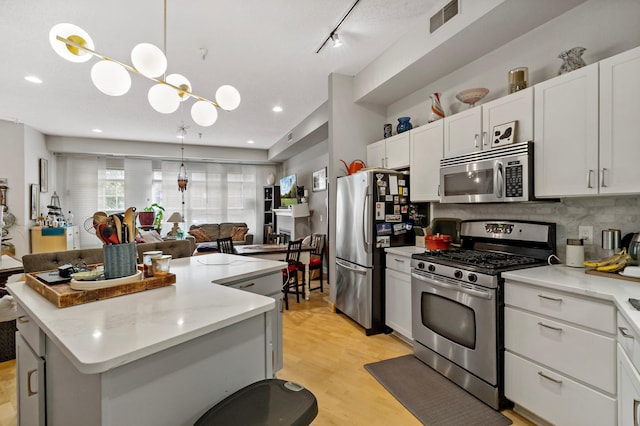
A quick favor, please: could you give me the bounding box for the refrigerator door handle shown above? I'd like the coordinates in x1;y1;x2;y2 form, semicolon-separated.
362;186;370;246
336;258;367;273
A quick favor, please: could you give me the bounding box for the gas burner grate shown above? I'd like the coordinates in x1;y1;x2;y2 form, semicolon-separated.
414;249;541;270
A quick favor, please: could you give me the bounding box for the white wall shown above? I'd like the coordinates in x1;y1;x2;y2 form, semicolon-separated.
282;140;329;238
386;0;640;128
0;120;51;257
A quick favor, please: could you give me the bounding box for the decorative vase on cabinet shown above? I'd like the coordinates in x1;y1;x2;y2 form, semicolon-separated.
397;117;412;134
428;93;445;122
558;47;587;75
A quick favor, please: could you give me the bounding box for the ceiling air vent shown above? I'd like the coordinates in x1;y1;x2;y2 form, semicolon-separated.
430;0;459;33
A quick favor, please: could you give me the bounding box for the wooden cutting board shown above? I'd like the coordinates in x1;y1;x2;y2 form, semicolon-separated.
25;270;176;308
585;269;640;284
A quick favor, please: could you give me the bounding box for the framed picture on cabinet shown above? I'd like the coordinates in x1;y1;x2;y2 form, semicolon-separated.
39;158;48;192
312;167;327;192
491;120;518;149
31;184;39;220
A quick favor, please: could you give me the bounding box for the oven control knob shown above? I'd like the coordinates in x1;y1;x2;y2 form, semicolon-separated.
454;270;463;279
468;273;477;283
427;264;436;272
417;262;425;270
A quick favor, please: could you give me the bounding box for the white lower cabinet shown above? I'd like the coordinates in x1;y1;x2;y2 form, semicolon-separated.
385;251;413;341
226;271;283;372
504;280;616;425
619;344;640;426
16;333;46;426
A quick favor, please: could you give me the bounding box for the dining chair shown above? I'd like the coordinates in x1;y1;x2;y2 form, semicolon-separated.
216;237;235;254
267;233;290;245
308;234;326;292
282;239;303;310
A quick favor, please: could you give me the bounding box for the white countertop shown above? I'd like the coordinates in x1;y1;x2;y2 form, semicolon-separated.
384;246;426;256
7;253;286;374
504;265;640;337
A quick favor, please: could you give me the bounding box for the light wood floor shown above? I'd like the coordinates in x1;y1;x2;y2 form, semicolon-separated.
0;279;534;426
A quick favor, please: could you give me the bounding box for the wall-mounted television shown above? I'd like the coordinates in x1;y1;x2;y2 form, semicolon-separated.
280;174;298;206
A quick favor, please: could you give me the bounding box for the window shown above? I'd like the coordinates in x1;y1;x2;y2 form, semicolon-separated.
102;169;125;212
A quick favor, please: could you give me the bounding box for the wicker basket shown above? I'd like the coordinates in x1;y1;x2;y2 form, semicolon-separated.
0;319;17;362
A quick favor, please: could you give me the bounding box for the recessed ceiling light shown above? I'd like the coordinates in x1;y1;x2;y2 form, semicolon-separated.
247;140;255;144
92;128;103;133
272;106;283;112
24;75;42;84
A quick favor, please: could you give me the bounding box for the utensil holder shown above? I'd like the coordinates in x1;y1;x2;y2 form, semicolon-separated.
103;243;137;279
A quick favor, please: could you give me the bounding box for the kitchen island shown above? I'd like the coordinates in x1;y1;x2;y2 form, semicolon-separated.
7;253;286;426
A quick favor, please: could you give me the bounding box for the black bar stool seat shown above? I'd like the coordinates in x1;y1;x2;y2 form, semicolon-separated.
194;378;318;426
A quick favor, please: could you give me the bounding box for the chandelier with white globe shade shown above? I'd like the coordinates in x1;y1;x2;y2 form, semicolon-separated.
48;5;240;128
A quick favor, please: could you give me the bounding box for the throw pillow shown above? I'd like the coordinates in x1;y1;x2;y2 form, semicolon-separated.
139;229;164;243
188;227;211;243
230;226;249;242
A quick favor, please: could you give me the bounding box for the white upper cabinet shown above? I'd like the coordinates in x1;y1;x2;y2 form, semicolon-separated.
599;45;640;195
535;45;640;198
366;132;410;169
444;87;533;158
410;120;443;202
534;63;599;197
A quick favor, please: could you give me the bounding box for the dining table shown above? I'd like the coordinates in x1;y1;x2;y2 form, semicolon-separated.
0;254;23;287
234;244;314;300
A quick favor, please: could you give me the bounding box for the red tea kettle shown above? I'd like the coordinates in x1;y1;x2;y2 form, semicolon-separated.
340;159;365;175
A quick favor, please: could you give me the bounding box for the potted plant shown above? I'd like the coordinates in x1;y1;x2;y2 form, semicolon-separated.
140;203;164;230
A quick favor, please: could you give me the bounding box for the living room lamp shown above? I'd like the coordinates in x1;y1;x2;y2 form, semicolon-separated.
166;212;183;237
48;0;240;127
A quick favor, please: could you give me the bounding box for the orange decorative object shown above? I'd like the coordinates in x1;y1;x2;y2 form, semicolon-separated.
340;159;365;175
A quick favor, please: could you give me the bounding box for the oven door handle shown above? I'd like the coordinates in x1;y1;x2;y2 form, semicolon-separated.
412;272;493;300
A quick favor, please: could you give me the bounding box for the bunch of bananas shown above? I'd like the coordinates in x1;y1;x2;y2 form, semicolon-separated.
583;248;631;272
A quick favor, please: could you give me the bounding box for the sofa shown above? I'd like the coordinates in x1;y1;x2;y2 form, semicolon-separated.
22;240;194;274
188;223;253;252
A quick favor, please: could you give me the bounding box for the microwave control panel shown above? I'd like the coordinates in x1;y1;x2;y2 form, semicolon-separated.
505;162;523;197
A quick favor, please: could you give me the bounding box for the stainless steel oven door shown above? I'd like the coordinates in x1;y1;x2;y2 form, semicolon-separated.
411;269;497;385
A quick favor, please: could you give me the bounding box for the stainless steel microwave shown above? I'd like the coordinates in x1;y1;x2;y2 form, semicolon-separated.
439;141;533;203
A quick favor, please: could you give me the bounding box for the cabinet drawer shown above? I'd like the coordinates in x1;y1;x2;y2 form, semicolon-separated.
225;272;281;296
16;305;45;357
505;307;615;394
385;254;412;275
505;352;616;426
505;280;615;333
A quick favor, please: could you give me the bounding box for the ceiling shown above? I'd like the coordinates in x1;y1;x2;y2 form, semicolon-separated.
0;0;439;151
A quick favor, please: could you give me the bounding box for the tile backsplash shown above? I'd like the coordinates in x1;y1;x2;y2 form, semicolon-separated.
432;195;640;262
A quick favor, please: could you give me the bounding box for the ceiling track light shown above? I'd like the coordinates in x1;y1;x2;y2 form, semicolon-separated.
49;0;240;128
315;0;360;53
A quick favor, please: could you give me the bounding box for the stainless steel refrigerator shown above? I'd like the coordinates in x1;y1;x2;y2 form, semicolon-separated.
335;170;415;335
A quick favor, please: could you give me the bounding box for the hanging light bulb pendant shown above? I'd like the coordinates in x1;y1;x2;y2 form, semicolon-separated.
177;126;188;192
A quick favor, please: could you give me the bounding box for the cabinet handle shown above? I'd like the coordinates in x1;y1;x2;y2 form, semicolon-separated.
27;369;38;396
394;258;405;263
538;322;563;332
474;134;479;148
619;327;635;339
587;170;594;188
437;184;440;197
600;168;608;188
634;399;640;426
538;371;562;384
482;131;487;146
239;282;255;289
537;294;562;302
17;316;30;324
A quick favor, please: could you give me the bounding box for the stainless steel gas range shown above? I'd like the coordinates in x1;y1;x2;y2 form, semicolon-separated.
410;219;556;409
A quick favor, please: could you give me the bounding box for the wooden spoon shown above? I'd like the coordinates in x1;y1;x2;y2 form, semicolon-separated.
93;211;108;225
124;207;135;244
111;214;123;244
